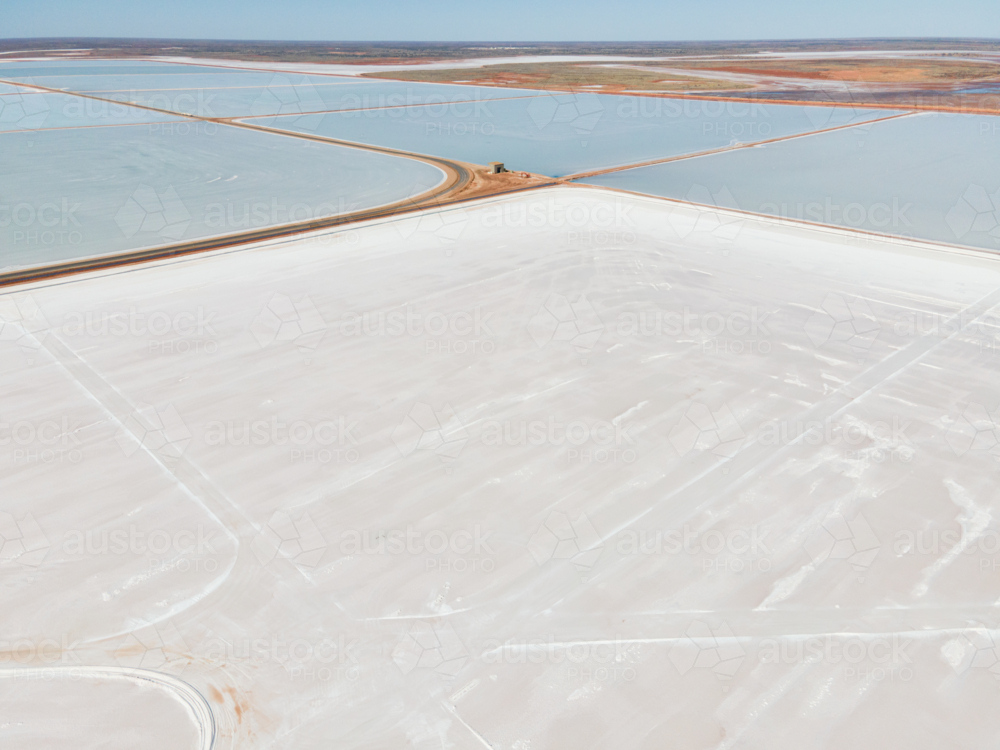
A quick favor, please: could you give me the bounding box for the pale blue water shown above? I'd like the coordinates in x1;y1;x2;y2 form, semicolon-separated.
9;73;362;92
68;81;544;119
0;91;185;131
0;123;444;270
1;64;546;119
249;95;907;178
578;112;1000;252
0;61;255;77
955;84;1000;94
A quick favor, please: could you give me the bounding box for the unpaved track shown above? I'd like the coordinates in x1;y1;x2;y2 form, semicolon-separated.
0;67;966;288
0;77;484;288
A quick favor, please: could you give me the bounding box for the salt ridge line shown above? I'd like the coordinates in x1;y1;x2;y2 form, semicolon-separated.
573;282;1000;599
0;120;190;134
231;94;542;121
33;330;270;643
570;181;1000;260
562;110;919;181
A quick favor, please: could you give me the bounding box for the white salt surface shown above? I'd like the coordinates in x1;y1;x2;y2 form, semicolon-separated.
0;669;208;749
3;187;1000;748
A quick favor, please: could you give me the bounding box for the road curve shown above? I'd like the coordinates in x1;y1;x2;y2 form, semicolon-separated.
0;665;216;750
0;76;477;289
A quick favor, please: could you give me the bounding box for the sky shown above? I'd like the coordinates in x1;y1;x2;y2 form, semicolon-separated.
5;0;1000;42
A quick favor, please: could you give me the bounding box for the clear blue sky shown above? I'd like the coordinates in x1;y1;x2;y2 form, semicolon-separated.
5;0;1000;41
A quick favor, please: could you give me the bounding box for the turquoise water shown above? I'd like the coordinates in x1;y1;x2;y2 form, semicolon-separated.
0;123;444;270
578;112;1000;252
249;95;907;178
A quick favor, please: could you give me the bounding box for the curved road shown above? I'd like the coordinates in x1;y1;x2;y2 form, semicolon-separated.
0;77;480;288
0;665;216;750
